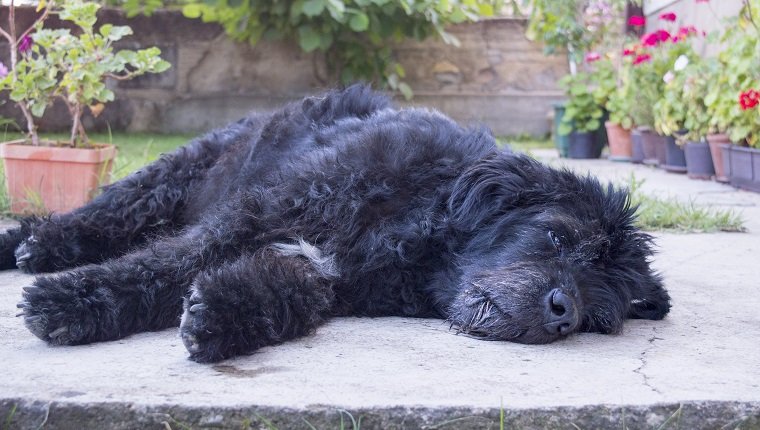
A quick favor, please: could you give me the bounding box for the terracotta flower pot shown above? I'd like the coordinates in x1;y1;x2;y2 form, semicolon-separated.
706;133;731;182
605;122;632;162
662;136;686;174
0;141;117;214
684;141;715;180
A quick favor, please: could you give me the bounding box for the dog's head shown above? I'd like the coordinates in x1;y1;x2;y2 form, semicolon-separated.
444;153;670;344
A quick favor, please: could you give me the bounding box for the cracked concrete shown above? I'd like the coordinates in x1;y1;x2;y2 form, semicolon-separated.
1;153;760;429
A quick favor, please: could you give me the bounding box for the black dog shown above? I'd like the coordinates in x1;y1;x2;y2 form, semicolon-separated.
2;85;670;362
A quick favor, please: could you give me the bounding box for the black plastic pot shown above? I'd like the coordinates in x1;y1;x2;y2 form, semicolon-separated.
552;103;570;158
568;132;602;159
631;128;645;164
662;136;686;173
684;141;715;180
726;145;760;192
640;128;660;166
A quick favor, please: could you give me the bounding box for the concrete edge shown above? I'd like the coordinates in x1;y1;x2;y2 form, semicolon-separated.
2;398;759;430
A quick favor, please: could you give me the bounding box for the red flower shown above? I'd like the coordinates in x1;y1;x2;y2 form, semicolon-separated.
622;48;636;56
585;52;601;63
659;12;677;21
628;15;646;26
633;54;652;65
739;89;760;110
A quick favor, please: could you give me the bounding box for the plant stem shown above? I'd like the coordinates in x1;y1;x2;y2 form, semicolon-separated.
4;0;42;145
745;0;759;32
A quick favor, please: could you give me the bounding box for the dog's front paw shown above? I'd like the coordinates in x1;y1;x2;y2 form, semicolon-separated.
180;287;234;363
17;274;117;345
14;236;55;274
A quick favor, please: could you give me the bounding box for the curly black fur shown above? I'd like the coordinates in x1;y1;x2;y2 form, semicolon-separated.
6;85;670;363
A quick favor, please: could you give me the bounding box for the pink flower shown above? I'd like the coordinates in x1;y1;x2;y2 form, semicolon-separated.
622;48;636;56
659;12;677;21
18;35;32;54
628;15;646;26
656;29;672;42
672;26;699;42
633;54;652;65
585;52;601;63
641;32;660;47
0;62;8;79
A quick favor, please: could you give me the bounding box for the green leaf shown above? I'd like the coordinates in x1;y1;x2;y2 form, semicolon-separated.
349;12;369;31
558;123;573;136
183;4;203;18
477;3;494;16
298;25;321;52
398;82;413;100
302;0;325;17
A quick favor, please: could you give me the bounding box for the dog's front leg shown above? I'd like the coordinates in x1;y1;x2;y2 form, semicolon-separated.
16;198;262;346
179;246;337;363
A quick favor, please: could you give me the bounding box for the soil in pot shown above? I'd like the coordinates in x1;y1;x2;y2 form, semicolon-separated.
706;133;731;182
662;136;687;173
568;132;602;159
605;122;632;162
0;141;116;214
684;141;715;180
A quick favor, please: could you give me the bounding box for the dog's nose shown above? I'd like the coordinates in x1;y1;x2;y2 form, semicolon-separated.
544;288;578;336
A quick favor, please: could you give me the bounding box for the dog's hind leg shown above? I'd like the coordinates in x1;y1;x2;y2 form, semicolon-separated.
179;246;337;362
5;127;249;274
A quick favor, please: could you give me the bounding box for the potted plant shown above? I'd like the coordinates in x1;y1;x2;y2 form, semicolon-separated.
724;88;760;191
0;0;170;214
604;57;635;162
558;71;605;159
627;13;701;167
705;0;760;186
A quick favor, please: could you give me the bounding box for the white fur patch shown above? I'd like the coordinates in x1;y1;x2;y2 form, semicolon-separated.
272;239;339;278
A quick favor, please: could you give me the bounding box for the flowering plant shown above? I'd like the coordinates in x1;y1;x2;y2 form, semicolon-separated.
0;0;170;147
625;11;702;129
654;55;714;143
703;0;760;147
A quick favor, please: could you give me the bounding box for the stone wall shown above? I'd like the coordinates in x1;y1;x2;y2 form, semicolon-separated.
1;8;567;137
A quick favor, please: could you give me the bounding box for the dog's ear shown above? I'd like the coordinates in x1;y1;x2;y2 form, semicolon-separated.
448;152;535;230
628;273;670;320
608;229;671;321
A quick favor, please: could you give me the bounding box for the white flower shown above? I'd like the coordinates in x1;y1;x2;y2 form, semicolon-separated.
674;55;689;71
663;71;675;83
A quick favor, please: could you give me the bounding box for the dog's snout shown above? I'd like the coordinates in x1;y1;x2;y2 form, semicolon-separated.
544;288;578;336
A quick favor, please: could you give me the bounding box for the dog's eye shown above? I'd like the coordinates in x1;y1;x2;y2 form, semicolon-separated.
548;230;562;253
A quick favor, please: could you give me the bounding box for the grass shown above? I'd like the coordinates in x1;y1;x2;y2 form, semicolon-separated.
497;134;555;153
627;175;745;233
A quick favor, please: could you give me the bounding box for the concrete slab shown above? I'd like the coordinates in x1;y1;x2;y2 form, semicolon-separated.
1;155;760;429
